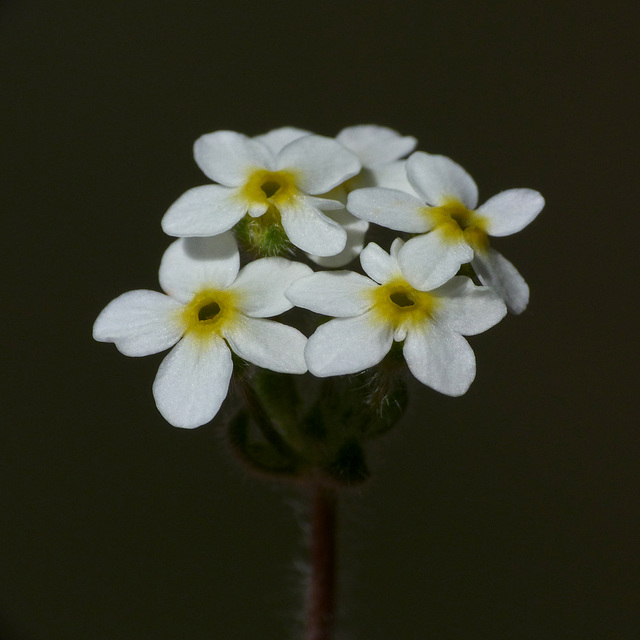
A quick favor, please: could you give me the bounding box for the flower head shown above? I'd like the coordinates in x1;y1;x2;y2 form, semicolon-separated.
286;238;506;396
161;130;361;257
347;151;545;313
93;233;311;428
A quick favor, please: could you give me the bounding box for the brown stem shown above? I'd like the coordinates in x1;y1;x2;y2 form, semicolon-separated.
305;482;337;640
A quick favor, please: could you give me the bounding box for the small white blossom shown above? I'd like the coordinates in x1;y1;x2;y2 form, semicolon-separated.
93;233;311;429
253;127;368;267
308;125;418;268
161;130;361;258
347;151;545;313
254;126;312;154
335;125;417;193
286;238;506;396
252;125;418;268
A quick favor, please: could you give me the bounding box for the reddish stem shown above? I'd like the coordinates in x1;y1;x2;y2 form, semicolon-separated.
305;482;337;640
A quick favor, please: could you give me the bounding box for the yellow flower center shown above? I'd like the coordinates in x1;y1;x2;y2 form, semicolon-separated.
368;278;439;332
239;169;300;209
180;288;241;340
425;197;489;252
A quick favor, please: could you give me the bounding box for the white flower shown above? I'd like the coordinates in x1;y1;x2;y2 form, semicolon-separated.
254;126;312;154
93;233;311;429
252;125;418;268
161;130;361;257
347;151;545;313
306;126;417;269
335;124;417;193
309;125;417;269
286;238;506;396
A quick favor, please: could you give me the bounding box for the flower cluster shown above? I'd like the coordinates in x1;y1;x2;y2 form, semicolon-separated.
94;125;543;433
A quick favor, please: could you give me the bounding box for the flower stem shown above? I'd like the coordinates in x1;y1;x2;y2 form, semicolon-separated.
305;481;337;640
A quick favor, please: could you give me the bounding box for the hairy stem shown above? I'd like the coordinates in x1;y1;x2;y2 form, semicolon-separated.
305;482;337;640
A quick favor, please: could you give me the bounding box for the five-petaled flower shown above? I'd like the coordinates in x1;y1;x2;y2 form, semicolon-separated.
255;125;418;268
161;130;361;257
286;238;507;396
93;233;311;428
347;151;545;313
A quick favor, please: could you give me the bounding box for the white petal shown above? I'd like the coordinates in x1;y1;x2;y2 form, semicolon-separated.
153;333;233;428
406;152;478;209
304;312;393;377
360;242;401;284
477;189;545;237
158;234;240;303
223;317;307;374
389;237;405;260
286;271;377;317
194;130;273;186
254;127;312;154
403;323;475;396
347;188;431;232
368;161;418;195
431;277;507;335
336;125;417;167
305;196;346;211
231;258;313;317
161;185;247;237
279;196;347;256
307;209;368;268
398;231;473;291
472;249;530;315
276;135;361;194
248;201;269;217
93;290;183;357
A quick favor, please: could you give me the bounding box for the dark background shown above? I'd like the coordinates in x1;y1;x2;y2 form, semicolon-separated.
1;1;638;638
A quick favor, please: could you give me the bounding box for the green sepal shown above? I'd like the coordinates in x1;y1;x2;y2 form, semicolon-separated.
302;366;408;445
262;223;292;256
251;370;299;434
361;375;408;438
227;411;301;478
235;215;293;257
354;343;408;438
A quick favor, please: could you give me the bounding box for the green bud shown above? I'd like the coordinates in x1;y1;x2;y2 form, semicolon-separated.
235;212;293;257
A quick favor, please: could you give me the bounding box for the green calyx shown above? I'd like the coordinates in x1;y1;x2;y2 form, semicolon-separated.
225;352;408;487
235;213;293;258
